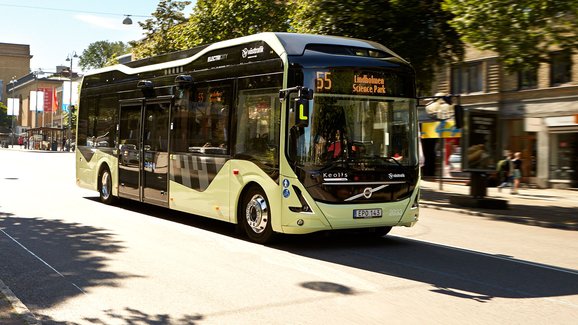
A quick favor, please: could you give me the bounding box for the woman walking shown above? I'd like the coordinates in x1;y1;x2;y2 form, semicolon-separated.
512;152;522;194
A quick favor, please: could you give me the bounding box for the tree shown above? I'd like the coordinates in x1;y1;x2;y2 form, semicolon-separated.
79;41;130;70
0;102;10;129
180;0;291;47
130;0;192;59
291;0;464;93
442;0;578;71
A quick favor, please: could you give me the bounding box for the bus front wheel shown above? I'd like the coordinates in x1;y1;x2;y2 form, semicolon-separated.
98;166;114;205
241;186;275;244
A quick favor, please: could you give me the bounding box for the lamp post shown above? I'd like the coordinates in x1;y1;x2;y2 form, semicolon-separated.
9;77;17;148
65;51;78;151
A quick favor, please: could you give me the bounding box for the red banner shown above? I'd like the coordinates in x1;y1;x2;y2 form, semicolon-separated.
38;87;54;112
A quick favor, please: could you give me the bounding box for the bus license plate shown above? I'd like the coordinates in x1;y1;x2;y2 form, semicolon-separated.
353;208;382;219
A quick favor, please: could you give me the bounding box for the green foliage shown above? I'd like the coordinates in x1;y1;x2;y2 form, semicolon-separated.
130;0;192;59
79;41;130;70
442;0;578;71
184;0;291;46
63;109;78;129
0;102;10;129
130;0;464;92
132;0;291;55
291;0;464;93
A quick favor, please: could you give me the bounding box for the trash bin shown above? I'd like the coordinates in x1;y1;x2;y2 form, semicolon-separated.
52;140;58;151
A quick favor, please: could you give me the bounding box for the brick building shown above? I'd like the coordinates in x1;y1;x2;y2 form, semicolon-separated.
0;42;31;103
430;46;578;188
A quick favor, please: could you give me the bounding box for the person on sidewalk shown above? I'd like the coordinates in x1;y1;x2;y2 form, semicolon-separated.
497;150;513;192
512;151;523;194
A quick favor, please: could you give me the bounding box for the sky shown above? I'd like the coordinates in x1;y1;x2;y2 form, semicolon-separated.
0;0;195;73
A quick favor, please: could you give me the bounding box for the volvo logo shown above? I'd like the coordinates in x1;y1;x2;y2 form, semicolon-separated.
363;187;373;199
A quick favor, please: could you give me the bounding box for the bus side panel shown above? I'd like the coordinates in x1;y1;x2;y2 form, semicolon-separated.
279;176;332;235
76;148;119;196
228;160;282;232
168;160;231;222
397;183;420;227
76;149;97;191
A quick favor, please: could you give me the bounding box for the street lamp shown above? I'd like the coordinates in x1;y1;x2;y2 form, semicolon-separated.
9;76;17;148
123;15;133;25
65;51;78;151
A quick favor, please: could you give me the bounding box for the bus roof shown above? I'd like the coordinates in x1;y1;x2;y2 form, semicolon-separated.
85;33;406;77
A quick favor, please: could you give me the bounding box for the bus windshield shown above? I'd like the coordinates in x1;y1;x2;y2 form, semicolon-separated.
289;94;418;168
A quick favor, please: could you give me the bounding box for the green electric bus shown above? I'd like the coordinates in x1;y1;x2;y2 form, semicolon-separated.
76;32;420;243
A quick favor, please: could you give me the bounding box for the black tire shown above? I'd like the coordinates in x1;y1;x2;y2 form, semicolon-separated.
240;186;275;244
98;166;115;205
371;226;392;237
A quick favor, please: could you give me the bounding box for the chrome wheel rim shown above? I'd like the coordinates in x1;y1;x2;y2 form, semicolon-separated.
101;171;111;200
245;194;268;234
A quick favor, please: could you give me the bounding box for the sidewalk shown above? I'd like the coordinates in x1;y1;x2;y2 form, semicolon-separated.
0;280;36;325
420;179;578;230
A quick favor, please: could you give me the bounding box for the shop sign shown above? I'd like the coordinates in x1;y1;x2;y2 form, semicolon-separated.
421;119;461;139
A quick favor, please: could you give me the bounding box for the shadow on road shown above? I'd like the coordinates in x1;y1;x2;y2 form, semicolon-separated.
83;197;578;305
271;233;578;303
0;209;206;325
0;213;125;310
35;308;204;325
85;198;578;305
12;196;574;323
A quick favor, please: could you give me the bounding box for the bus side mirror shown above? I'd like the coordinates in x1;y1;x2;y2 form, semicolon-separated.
175;75;194;90
279;86;313;128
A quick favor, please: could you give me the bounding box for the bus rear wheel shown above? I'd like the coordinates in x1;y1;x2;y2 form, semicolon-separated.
98;166;114;205
241;186;275;244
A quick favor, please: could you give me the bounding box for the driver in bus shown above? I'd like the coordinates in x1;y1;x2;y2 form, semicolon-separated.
327;129;346;159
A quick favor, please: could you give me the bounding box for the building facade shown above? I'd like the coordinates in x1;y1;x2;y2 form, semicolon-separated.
0;42;31;103
431;46;578;188
6;70;80;149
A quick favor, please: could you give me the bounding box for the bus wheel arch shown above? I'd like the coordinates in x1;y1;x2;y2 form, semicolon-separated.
98;163;115;205
238;183;276;244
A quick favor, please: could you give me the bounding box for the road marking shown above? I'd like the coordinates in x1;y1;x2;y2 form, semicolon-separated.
0;228;87;295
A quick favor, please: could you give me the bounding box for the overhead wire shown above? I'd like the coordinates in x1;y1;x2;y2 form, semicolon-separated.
0;2;151;18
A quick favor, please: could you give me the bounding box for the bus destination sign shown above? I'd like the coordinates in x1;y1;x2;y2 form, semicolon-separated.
352;74;386;95
314;69;410;97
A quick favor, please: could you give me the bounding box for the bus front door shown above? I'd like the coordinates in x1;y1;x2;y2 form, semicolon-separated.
118;103;142;200
142;101;170;207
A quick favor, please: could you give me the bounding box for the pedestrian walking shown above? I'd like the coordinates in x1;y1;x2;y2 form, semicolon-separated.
512;152;523;194
497;150;513;192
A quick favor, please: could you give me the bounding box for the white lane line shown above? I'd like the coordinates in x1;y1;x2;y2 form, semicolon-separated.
0;228;87;295
392;235;578;276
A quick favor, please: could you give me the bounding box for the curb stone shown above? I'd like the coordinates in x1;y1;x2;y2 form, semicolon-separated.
0;279;40;325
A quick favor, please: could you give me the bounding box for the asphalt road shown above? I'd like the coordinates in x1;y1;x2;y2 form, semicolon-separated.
1;149;577;324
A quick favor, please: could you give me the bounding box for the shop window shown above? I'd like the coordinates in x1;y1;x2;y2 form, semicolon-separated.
451;62;483;94
550;133;578;183
550;50;572;86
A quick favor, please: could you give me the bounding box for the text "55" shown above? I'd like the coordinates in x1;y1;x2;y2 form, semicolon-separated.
316;72;332;91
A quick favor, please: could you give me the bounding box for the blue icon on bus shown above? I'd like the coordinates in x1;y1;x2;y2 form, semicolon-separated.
283;189;290;198
283;179;290;188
